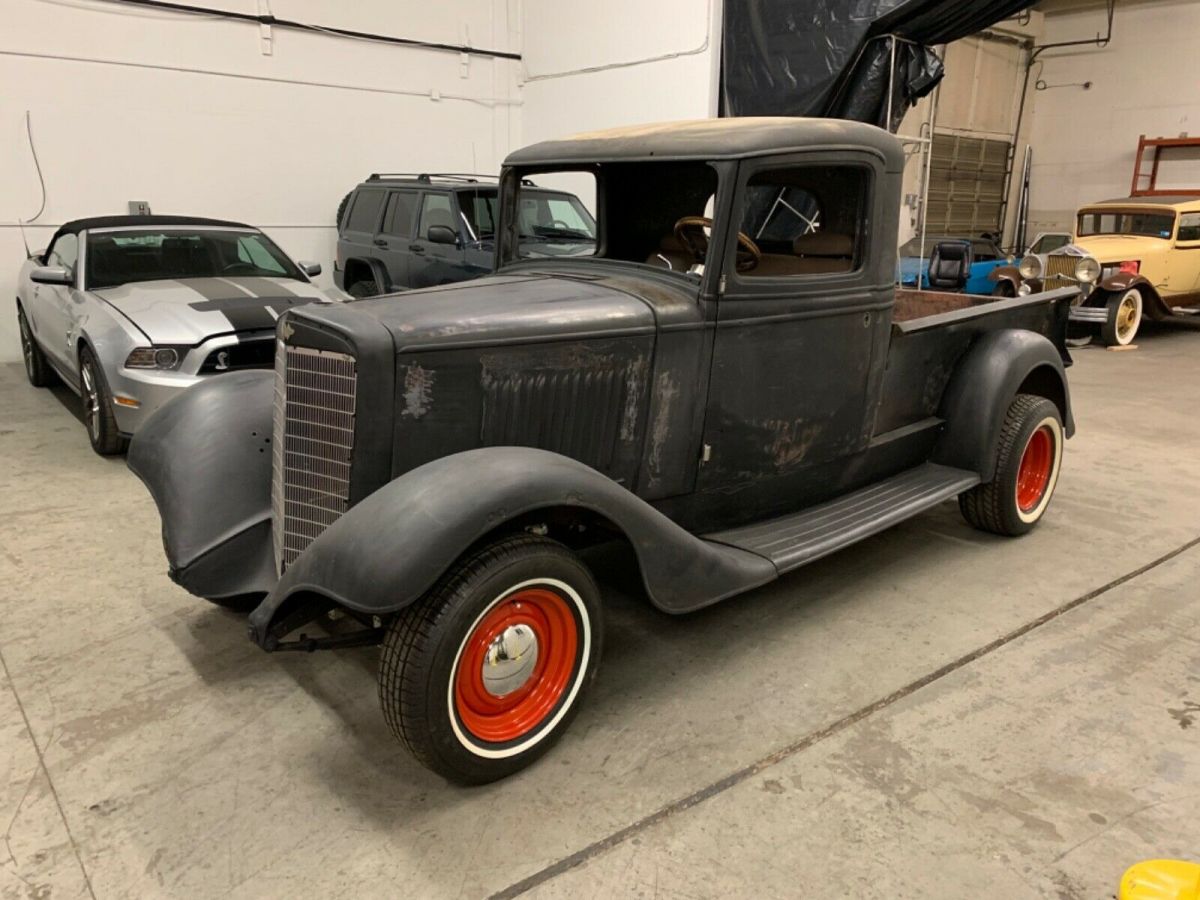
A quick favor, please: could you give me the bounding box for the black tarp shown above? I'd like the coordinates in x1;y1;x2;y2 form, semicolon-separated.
721;0;1037;130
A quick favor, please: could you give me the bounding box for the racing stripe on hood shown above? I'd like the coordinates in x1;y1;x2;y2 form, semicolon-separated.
181;278;305;331
236;276;300;297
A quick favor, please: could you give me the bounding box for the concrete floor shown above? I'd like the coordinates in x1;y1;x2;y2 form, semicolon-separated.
2;326;1199;900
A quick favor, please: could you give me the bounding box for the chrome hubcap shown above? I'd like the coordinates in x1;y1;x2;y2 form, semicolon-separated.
481;624;539;698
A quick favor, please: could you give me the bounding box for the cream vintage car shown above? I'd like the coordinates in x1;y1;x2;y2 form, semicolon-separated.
993;196;1200;346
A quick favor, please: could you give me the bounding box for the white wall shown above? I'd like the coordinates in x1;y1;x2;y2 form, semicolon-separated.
1027;0;1200;234
1;0;521;361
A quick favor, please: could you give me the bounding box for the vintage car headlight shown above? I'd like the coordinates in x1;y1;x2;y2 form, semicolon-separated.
125;346;184;370
1018;255;1042;280
1074;257;1101;283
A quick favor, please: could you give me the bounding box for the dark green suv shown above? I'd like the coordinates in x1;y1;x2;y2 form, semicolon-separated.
334;174;596;297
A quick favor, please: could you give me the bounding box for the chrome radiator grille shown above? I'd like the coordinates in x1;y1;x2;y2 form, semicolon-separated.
271;342;358;573
1044;255;1079;285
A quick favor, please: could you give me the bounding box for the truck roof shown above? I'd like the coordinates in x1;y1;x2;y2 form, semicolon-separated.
504;117;904;170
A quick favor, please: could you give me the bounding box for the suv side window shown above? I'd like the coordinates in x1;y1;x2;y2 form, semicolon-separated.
383;191;417;237
736;165;869;279
48;233;78;276
418;193;457;240
346;190;386;233
1177;213;1200;243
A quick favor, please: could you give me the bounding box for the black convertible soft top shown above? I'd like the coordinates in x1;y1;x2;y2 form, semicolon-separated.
47;215;254;252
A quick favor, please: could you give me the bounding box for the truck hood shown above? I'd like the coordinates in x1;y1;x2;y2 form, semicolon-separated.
339;270;667;351
1069;235;1168;263
92;277;335;344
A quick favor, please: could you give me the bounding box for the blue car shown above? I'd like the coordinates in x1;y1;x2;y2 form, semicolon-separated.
898;235;1010;294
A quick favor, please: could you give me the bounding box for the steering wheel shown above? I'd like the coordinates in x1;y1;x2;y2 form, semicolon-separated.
548;219;572;230
221;262;256;274
673;216;762;273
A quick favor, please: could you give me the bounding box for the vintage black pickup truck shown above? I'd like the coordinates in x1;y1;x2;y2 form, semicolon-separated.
129;118;1077;784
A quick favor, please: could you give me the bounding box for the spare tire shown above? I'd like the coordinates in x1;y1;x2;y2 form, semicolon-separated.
336;191;352;228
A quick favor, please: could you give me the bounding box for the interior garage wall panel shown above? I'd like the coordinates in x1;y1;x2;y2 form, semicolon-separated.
1;0;520;362
1027;0;1200;235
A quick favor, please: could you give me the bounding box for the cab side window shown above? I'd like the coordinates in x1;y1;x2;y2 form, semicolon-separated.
47;233;78;277
418;193;456;240
1177;213;1200;243
737;165;868;278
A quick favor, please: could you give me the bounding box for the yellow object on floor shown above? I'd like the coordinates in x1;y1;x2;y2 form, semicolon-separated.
1120;861;1200;900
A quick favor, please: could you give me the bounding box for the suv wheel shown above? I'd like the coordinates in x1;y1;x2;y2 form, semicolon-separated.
347;279;379;299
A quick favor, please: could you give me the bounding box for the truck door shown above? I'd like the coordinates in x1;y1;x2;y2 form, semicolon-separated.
409;192;468;288
696;154;893;519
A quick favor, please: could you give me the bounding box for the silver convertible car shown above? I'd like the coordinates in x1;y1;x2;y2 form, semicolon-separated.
16;215;340;454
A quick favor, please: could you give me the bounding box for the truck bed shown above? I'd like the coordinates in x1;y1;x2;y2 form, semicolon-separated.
892;288;1002;323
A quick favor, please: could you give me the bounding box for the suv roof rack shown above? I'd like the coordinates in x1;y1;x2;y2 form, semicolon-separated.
365;173;539;187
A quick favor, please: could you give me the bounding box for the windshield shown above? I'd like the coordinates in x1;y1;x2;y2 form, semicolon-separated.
86;229;303;289
1077;210;1175;239
460;189;596;244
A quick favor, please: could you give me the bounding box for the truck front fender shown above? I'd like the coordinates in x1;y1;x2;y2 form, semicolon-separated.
933;329;1075;482
249;448;777;645
127;370;277;599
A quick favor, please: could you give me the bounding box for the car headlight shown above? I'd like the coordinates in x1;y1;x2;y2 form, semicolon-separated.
125;346;185;370
1074;256;1101;283
1019;255;1042;280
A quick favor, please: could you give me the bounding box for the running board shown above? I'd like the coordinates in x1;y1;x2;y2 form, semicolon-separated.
704;463;980;574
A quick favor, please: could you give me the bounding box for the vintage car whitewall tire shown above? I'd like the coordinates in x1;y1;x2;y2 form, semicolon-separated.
379;535;602;784
1101;288;1143;347
17;306;53;388
959;393;1063;537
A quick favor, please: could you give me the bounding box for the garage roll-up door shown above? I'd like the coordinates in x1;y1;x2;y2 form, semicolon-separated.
925;132;1011;235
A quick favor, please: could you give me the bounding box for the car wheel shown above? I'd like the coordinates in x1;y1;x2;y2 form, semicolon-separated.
379;534;603;784
959;393;1063;537
1101;288;1143;347
79;347;128;456
17;306;54;387
347;279;378;299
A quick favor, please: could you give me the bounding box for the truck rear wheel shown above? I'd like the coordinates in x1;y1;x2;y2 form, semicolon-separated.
1101;288;1142;346
379;535;602;784
959;394;1063;536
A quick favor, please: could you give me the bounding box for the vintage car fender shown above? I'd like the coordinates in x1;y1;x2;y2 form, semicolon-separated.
248;447;779;645
988;265;1023;293
933;328;1074;481
127;370;277;599
1094;273;1172;319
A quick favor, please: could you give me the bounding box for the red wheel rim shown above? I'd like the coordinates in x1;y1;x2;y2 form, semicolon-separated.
1016;425;1054;513
454;587;578;744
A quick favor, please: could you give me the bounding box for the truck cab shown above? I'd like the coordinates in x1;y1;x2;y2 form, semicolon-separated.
129;117;1076;784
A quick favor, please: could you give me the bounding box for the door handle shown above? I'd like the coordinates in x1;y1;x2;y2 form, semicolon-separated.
373;238;387;247
410;244;426;255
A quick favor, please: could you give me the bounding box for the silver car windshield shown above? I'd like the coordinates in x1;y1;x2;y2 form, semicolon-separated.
87;229;304;289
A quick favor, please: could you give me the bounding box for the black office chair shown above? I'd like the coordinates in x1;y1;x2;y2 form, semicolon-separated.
927;241;973;290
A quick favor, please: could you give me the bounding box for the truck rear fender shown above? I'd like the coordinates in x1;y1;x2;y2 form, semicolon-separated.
127;370;277;599
250;447;778;645
933;329;1074;482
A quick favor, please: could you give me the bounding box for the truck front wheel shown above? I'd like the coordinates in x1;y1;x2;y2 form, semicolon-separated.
379;535;603;784
959;394;1063;536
